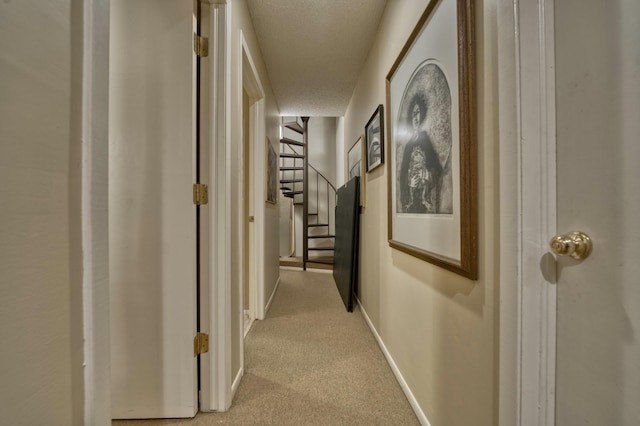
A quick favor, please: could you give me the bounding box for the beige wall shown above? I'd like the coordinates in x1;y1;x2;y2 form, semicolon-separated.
343;0;499;424
308;117;338;185
230;0;281;381
0;0;112;423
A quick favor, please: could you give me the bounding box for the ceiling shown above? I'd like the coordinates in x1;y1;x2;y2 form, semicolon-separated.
246;0;388;117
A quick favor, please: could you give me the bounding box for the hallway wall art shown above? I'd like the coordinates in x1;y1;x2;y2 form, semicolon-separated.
365;104;385;172
348;135;366;207
266;137;278;204
385;0;477;279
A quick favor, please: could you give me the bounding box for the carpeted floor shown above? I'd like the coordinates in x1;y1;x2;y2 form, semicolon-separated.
114;269;419;425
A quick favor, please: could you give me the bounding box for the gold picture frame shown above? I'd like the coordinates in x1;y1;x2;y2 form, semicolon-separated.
386;0;477;279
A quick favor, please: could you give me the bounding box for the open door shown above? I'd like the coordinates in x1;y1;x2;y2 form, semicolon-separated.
109;0;198;418
553;1;640;423
506;1;640;424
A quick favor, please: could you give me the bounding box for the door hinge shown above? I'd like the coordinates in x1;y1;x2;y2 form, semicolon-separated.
194;332;209;356
194;34;209;57
193;183;208;205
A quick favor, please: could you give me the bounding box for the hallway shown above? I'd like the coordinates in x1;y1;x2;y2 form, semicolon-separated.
115;269;418;425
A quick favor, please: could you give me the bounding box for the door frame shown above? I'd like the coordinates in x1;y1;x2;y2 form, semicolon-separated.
241;33;267;323
238;32;267;385
498;0;557;425
76;0;111;421
79;0;233;417
199;3;267;411
199;0;233;412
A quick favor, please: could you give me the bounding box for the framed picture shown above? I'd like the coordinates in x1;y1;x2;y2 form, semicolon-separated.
347;135;366;207
266;137;278;204
365;104;385;172
386;0;477;279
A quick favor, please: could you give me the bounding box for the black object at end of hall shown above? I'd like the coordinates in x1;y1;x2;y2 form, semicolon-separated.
332;177;360;312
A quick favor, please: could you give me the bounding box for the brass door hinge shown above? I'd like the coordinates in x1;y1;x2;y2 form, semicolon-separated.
194;34;209;57
193;183;208;205
194;332;209;356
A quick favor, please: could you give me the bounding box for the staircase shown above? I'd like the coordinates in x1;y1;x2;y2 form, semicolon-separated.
280;117;336;270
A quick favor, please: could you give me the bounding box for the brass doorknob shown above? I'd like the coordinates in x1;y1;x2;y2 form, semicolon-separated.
550;231;592;260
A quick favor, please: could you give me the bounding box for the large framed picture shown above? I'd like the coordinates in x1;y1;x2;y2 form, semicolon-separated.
365;104;384;172
266;137;278;204
348;135;366;207
386;0;477;279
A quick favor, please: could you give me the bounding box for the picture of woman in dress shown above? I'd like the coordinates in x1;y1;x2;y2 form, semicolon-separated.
396;61;453;215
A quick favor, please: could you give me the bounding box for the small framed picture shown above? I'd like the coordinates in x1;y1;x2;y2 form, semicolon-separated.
347;134;366;207
266;137;278;204
365;104;384;172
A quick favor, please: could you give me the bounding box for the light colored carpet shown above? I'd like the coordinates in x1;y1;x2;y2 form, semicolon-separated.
114;269;419;425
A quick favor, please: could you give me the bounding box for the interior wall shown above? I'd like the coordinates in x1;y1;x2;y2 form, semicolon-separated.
343;0;499;424
307;117;337;185
0;1;111;423
230;0;281;380
336;117;346;187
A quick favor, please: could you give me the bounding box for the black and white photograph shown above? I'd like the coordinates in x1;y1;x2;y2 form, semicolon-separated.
266;138;278;204
348;136;362;179
396;62;452;214
348;135;366;207
386;0;477;279
365;104;385;172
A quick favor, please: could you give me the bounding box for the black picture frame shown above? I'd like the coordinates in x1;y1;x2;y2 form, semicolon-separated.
365;104;385;172
266;137;278;204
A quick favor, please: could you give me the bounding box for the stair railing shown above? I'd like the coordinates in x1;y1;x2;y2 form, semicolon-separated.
279;136;336;269
302;118;309;269
305;164;337;267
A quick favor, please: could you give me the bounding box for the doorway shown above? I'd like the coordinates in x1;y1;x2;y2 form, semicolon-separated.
238;35;268;380
242;87;256;336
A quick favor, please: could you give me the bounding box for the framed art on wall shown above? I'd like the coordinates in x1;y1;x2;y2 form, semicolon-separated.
365;104;385;172
266;137;278;204
348;135;366;207
386;0;477;279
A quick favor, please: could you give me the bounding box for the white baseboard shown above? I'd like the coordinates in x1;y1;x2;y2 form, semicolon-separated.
264;277;281;316
279;266;332;274
279;266;303;271
231;367;243;400
307;268;332;274
357;298;431;426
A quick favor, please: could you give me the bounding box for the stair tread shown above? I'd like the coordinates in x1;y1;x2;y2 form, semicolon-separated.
283;122;304;134
309;223;329;227
280;153;305;159
308;247;335;251
281;167;304;171
280;179;303;184
308;235;335;239
280;137;305;146
283;190;303;195
307;258;334;265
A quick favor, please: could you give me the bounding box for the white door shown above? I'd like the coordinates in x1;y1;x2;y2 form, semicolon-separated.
554;1;640;424
109;0;198;419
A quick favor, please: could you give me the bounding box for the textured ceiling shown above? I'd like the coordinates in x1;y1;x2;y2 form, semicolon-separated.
247;0;387;116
